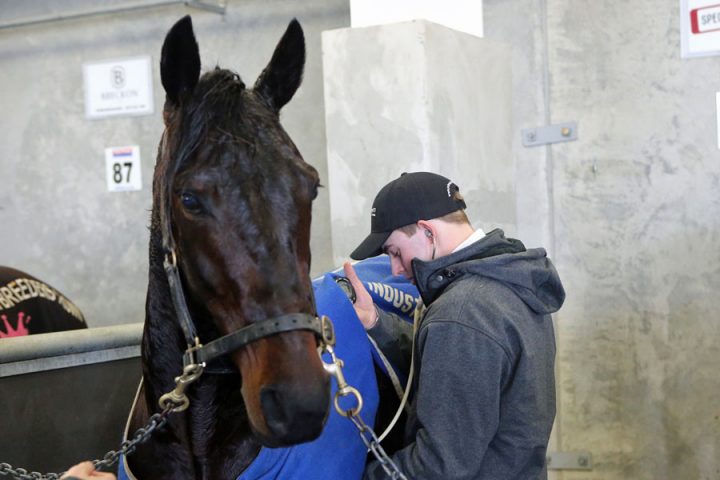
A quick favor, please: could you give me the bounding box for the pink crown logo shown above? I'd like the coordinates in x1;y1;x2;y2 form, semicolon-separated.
0;312;31;338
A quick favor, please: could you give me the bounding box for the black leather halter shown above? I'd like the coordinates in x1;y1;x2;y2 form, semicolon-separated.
162;239;332;370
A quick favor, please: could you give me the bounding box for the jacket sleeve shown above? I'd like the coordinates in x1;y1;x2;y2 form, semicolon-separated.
366;307;414;375
365;320;512;480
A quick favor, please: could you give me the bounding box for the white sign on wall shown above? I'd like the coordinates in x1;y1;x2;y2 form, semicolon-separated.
105;145;142;192
84;56;154;118
681;0;720;57
350;0;483;38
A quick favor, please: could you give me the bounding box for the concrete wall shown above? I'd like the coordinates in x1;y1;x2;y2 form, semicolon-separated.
1;1;719;479
326;1;720;479
0;0;349;327
483;1;720;479
322;21;514;266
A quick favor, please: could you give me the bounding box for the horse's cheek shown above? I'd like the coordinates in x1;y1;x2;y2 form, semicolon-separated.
235;348;270;434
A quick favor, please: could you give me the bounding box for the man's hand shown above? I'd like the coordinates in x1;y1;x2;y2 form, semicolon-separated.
343;262;378;330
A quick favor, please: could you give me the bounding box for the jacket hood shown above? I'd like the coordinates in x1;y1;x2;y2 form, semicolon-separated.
411;229;565;314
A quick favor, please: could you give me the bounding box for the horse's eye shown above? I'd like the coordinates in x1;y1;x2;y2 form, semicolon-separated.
311;182;321;200
181;192;202;212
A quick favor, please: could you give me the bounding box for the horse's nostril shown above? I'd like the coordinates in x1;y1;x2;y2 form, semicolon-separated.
260;385;289;437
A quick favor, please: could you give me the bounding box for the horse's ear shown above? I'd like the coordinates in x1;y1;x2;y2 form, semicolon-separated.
161;16;201;105
253;19;305;113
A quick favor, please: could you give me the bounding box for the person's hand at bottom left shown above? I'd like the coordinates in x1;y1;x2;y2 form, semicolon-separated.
60;461;117;480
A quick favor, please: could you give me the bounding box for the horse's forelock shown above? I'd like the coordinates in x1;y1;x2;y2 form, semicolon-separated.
169;68;302;182
171;68;276;174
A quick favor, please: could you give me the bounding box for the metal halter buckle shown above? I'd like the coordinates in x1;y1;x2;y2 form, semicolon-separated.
320;315;336;347
182;337;205;368
164;248;177;269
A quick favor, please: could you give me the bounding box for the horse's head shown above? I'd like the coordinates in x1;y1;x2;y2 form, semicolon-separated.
156;16;328;447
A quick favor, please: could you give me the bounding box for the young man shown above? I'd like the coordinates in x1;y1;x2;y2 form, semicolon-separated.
344;171;565;479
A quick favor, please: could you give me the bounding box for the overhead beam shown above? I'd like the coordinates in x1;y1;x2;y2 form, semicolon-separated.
0;0;226;31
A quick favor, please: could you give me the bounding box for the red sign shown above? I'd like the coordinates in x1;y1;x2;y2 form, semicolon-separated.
691;3;720;33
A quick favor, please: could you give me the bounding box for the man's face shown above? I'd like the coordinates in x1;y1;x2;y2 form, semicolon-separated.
382;227;431;283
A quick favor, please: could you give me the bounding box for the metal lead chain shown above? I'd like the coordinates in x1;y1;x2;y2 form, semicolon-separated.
348;414;409;480
321;341;409;480
0;464;62;480
91;407;172;471
0;407;172;480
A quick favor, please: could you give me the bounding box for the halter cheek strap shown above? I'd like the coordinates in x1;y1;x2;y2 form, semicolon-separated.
164;249;199;346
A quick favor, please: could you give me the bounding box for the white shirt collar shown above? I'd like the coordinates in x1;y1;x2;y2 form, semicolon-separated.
452;228;486;253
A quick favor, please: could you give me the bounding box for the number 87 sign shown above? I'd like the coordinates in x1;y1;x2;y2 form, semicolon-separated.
105;145;143;192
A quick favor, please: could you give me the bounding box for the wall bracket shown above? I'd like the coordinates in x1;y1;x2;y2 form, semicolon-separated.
546;451;593;470
522;121;578;147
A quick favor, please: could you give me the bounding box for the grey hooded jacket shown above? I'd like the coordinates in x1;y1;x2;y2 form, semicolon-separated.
364;229;565;480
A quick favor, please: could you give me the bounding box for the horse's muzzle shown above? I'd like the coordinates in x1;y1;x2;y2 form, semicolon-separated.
258;376;331;447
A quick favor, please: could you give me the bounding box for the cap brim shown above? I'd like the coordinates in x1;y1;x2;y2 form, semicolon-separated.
350;231;392;260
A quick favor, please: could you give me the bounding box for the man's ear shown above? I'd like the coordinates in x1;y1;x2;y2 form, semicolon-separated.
417;220;434;239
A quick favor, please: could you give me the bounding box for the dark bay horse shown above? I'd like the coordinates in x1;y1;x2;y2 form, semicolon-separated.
126;16;330;479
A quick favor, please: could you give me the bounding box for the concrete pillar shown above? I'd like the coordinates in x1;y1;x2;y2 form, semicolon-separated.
322;20;513;264
349;0;484;38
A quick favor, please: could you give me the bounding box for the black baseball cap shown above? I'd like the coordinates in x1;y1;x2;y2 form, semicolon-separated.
350;172;466;260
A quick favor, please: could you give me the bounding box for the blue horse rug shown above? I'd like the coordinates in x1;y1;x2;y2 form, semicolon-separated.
119;256;417;480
